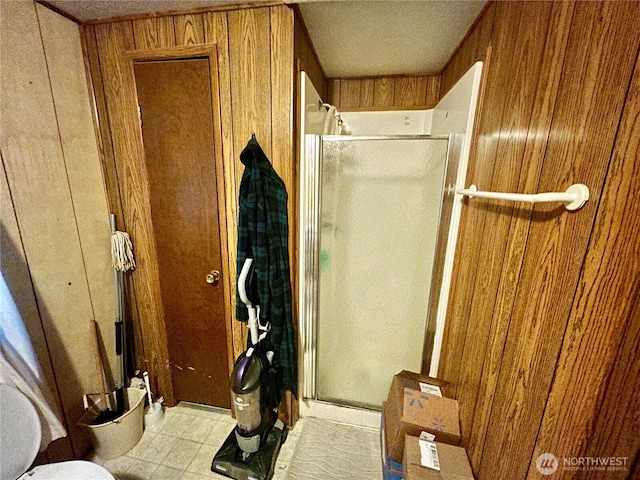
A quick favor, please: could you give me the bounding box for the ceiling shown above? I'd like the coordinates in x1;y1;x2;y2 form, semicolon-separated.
296;1;486;77
44;0;487;78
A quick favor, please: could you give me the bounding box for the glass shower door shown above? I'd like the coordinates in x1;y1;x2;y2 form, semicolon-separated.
315;136;449;408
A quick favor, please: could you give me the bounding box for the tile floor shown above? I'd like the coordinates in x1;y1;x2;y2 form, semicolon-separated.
90;402;307;480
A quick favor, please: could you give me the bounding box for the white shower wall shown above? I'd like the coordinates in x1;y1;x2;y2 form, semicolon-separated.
340;110;433;135
428;62;483;375
300;72;325;138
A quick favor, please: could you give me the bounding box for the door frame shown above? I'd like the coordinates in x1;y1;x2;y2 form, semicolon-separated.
125;45;236;398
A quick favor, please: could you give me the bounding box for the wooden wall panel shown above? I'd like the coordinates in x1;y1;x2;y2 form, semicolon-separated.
580;296;640;480
0;10;59;419
174;14;204;46
373;77;395;108
0;154;74;461
92;20;175;404
438;1;640;479
82;25;147;376
327;78;340;107
270;5;295;237
425;76;441;107
270;5;297;424
466;1;575;467
479;3;640;478
439;1;524;400
37;3;118;391
337;78;361;109
227;7;275;365
528;48;640;479
203;11;243;370
358;78;374;108
455;0;559;458
132;16;175;49
0;0;116;457
85;5;298;422
81;27;124;222
395;76;428;107
228;8;273;162
327;74;441;110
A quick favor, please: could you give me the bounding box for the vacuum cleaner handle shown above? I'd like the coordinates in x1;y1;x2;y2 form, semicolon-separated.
238;258;254;306
239;258;263;345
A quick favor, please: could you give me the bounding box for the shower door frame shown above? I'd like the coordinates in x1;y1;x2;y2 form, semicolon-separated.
298;133;453;403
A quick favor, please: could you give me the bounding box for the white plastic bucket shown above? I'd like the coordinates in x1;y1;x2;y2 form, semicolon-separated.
79;388;146;459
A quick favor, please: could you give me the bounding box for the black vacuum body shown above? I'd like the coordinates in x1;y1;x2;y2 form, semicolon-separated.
211;348;286;480
212;258;287;480
231;346;280;455
212;418;286;480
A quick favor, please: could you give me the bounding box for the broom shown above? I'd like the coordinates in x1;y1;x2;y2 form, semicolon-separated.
110;214;136;416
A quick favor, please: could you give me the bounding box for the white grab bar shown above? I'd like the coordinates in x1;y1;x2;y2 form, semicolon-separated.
457;183;589;211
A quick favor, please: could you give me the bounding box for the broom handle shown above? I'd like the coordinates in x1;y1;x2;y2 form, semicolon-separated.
110;214;131;401
117;270;126;385
91;320;108;409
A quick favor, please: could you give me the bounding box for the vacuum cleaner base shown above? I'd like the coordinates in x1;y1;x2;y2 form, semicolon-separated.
211;420;287;480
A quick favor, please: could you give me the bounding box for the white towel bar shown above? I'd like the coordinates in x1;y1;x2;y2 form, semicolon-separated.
457;183;589;211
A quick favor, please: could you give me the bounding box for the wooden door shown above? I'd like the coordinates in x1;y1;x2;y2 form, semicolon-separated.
134;58;230;408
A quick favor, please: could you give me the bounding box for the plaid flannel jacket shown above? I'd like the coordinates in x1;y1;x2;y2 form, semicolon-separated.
236;137;297;396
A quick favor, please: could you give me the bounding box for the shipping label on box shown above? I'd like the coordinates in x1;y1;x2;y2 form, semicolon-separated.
419;383;442;397
419;440;441;471
394;370;451;396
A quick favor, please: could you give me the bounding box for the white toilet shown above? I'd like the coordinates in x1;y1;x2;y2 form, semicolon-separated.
0;384;115;480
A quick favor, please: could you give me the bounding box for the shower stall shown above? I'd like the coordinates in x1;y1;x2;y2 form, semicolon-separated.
300;134;452;408
298;64;482;412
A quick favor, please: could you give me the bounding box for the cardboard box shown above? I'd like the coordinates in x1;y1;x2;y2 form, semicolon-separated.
381;403;403;480
403;435;474;480
384;371;460;463
392;370;453;397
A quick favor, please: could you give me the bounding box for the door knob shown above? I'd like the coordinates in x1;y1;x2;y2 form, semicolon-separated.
206;270;221;284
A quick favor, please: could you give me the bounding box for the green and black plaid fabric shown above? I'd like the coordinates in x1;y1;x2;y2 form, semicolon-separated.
236;137;297;396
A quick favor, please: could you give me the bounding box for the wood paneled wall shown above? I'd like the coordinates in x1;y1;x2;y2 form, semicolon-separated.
438;2;640;479
83;4;299;423
1;1;116;459
326;74;441;110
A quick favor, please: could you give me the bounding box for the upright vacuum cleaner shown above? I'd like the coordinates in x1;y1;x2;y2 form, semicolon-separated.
212;258;287;480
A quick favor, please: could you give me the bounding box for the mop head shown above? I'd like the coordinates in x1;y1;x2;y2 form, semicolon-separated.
111;231;136;272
